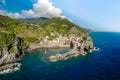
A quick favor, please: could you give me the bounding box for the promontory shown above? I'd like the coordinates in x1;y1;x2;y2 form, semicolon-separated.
0;14;95;69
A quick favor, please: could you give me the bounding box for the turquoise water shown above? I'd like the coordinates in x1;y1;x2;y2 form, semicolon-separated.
0;32;120;80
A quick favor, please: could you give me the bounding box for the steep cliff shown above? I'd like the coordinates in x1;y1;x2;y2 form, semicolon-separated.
0;36;26;66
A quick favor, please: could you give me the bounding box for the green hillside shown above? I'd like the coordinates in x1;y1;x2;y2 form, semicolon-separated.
40;17;87;36
0;15;88;49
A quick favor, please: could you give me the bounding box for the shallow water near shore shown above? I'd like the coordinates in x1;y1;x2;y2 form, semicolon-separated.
0;32;120;80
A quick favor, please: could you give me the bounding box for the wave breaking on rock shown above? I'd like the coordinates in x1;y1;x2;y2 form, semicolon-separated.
0;63;21;74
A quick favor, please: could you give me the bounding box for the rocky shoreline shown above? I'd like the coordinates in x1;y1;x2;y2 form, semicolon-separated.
49;36;98;62
49;50;83;62
0;35;96;74
0;37;26;74
49;47;99;62
0;63;21;74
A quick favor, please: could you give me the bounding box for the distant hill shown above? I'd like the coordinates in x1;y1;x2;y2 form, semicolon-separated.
19;17;92;33
39;17;88;36
19;17;48;25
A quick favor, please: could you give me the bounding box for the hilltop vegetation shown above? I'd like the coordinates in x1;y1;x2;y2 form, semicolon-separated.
39;17;87;36
0;15;88;49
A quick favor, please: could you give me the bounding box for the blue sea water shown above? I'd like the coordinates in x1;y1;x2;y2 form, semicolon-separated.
0;32;120;80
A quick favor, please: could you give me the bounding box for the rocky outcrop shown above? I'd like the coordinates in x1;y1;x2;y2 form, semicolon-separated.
82;36;94;52
0;63;21;74
49;50;82;62
0;50;16;65
0;37;26;66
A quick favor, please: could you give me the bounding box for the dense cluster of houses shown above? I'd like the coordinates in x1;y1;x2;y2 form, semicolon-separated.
42;35;83;49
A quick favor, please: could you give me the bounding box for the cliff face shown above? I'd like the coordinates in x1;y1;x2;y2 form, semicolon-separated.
0;37;25;66
82;36;94;52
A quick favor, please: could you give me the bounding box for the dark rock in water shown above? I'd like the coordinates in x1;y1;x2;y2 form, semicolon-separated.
93;47;99;51
0;63;21;74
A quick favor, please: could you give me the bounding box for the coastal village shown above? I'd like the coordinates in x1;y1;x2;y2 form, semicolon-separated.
29;32;86;49
27;30;96;62
48;34;95;62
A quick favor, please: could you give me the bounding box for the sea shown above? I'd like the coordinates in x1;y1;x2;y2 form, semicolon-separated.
0;32;120;80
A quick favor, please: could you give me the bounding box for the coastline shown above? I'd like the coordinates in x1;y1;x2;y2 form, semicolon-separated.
0;34;95;74
1;32;119;80
49;47;99;62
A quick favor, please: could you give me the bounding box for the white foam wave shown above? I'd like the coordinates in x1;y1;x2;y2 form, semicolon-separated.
0;63;21;74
